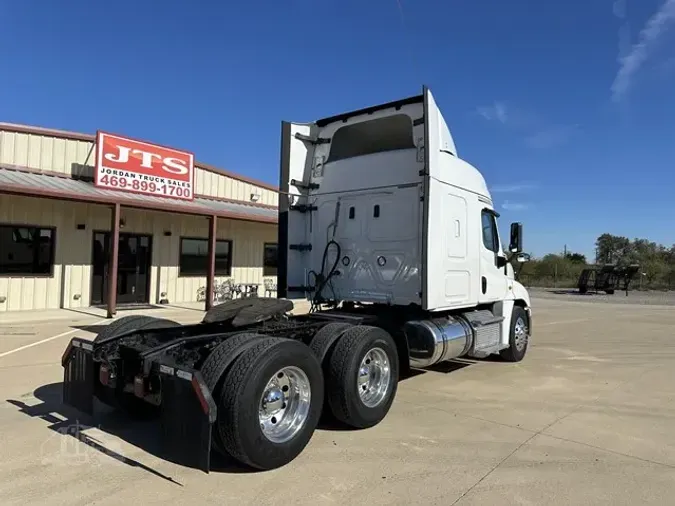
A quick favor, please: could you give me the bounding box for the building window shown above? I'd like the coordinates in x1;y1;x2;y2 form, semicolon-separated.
179;237;232;276
263;243;278;276
0;225;55;276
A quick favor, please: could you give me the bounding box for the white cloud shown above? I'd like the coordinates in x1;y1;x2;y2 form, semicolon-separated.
502;201;530;211
524;124;579;149
611;0;675;102
476;101;508;124
618;22;632;59
490;182;537;193
613;0;627;19
476;101;575;149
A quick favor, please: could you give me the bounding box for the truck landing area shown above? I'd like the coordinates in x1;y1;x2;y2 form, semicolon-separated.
0;294;674;505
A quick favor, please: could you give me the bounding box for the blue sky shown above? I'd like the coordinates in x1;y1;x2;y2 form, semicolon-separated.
3;0;674;259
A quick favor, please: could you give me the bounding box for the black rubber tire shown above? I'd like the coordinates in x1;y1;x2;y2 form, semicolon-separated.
308;322;353;364
499;306;530;362
201;333;263;393
218;337;324;470
308;322;353;422
93;315;179;416
199;332;263;457
326;325;399;429
94;315;180;343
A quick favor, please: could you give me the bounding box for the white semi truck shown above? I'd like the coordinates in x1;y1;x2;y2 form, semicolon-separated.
61;86;532;472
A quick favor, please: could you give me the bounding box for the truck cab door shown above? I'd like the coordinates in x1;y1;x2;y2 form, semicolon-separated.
278;121;318;299
478;208;508;302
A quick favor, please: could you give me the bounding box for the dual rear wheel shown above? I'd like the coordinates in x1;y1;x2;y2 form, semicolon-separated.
207;337;324;470
205;324;399;471
312;323;399;429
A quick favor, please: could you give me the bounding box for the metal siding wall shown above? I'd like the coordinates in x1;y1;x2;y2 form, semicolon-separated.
0;131;94;176
192;167;279;206
0;128;280;313
152;213;278;304
0;130;279;205
0;196;114;312
0;194;278;312
0;195;64;312
60;202;108;309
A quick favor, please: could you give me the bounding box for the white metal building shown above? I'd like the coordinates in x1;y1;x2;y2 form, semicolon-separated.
0;123;280;315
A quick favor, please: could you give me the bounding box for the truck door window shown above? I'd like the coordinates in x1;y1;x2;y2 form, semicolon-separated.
481;210;498;253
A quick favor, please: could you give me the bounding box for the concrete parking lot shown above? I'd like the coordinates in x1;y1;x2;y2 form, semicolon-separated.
0;294;674;505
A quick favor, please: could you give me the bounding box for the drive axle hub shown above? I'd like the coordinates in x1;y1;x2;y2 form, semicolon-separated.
258;366;311;443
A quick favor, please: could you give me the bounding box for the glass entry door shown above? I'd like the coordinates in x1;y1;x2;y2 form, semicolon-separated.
91;232;153;305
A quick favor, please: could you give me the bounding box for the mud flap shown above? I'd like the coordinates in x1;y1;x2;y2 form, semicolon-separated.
62;338;95;416
158;365;217;473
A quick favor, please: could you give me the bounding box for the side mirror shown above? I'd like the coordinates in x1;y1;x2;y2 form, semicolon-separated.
509;222;523;253
516;253;531;263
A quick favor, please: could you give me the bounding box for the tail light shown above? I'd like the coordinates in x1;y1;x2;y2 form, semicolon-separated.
99;365;111;386
133;375;146;398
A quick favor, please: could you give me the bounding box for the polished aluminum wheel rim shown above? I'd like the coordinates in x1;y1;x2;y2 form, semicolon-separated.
514;316;529;351
258;366;311;443
357;347;391;408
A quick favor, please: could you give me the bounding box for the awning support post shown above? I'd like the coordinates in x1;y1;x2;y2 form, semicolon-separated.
107;203;121;318
205;215;217;311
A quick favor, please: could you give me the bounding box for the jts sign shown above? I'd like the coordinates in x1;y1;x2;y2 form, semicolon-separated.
94;131;195;201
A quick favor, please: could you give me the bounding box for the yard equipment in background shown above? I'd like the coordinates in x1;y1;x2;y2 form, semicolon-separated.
577;264;640;295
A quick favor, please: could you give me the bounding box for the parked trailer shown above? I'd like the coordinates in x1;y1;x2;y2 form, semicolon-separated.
62;87;533;472
577;264;640;295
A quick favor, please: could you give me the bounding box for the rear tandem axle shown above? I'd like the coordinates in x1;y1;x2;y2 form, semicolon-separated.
61;297;529;472
61;298;401;472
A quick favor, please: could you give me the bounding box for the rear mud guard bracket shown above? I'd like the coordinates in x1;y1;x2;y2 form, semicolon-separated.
62;338;96;416
158;365;217;473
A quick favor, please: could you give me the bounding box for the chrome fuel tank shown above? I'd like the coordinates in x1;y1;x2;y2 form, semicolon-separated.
403;316;474;368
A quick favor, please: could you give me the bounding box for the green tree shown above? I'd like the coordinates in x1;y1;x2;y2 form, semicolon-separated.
593;234;674;289
508;234;674;291
595;233;631;265
565;252;587;264
642;259;668;286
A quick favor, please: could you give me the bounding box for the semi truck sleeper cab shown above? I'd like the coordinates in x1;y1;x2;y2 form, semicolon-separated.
61;86;532;472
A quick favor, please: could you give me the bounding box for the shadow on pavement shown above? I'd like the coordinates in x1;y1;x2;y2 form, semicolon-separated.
550;289;598;296
424;358;479;373
7;360;480;479
6;383;257;483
